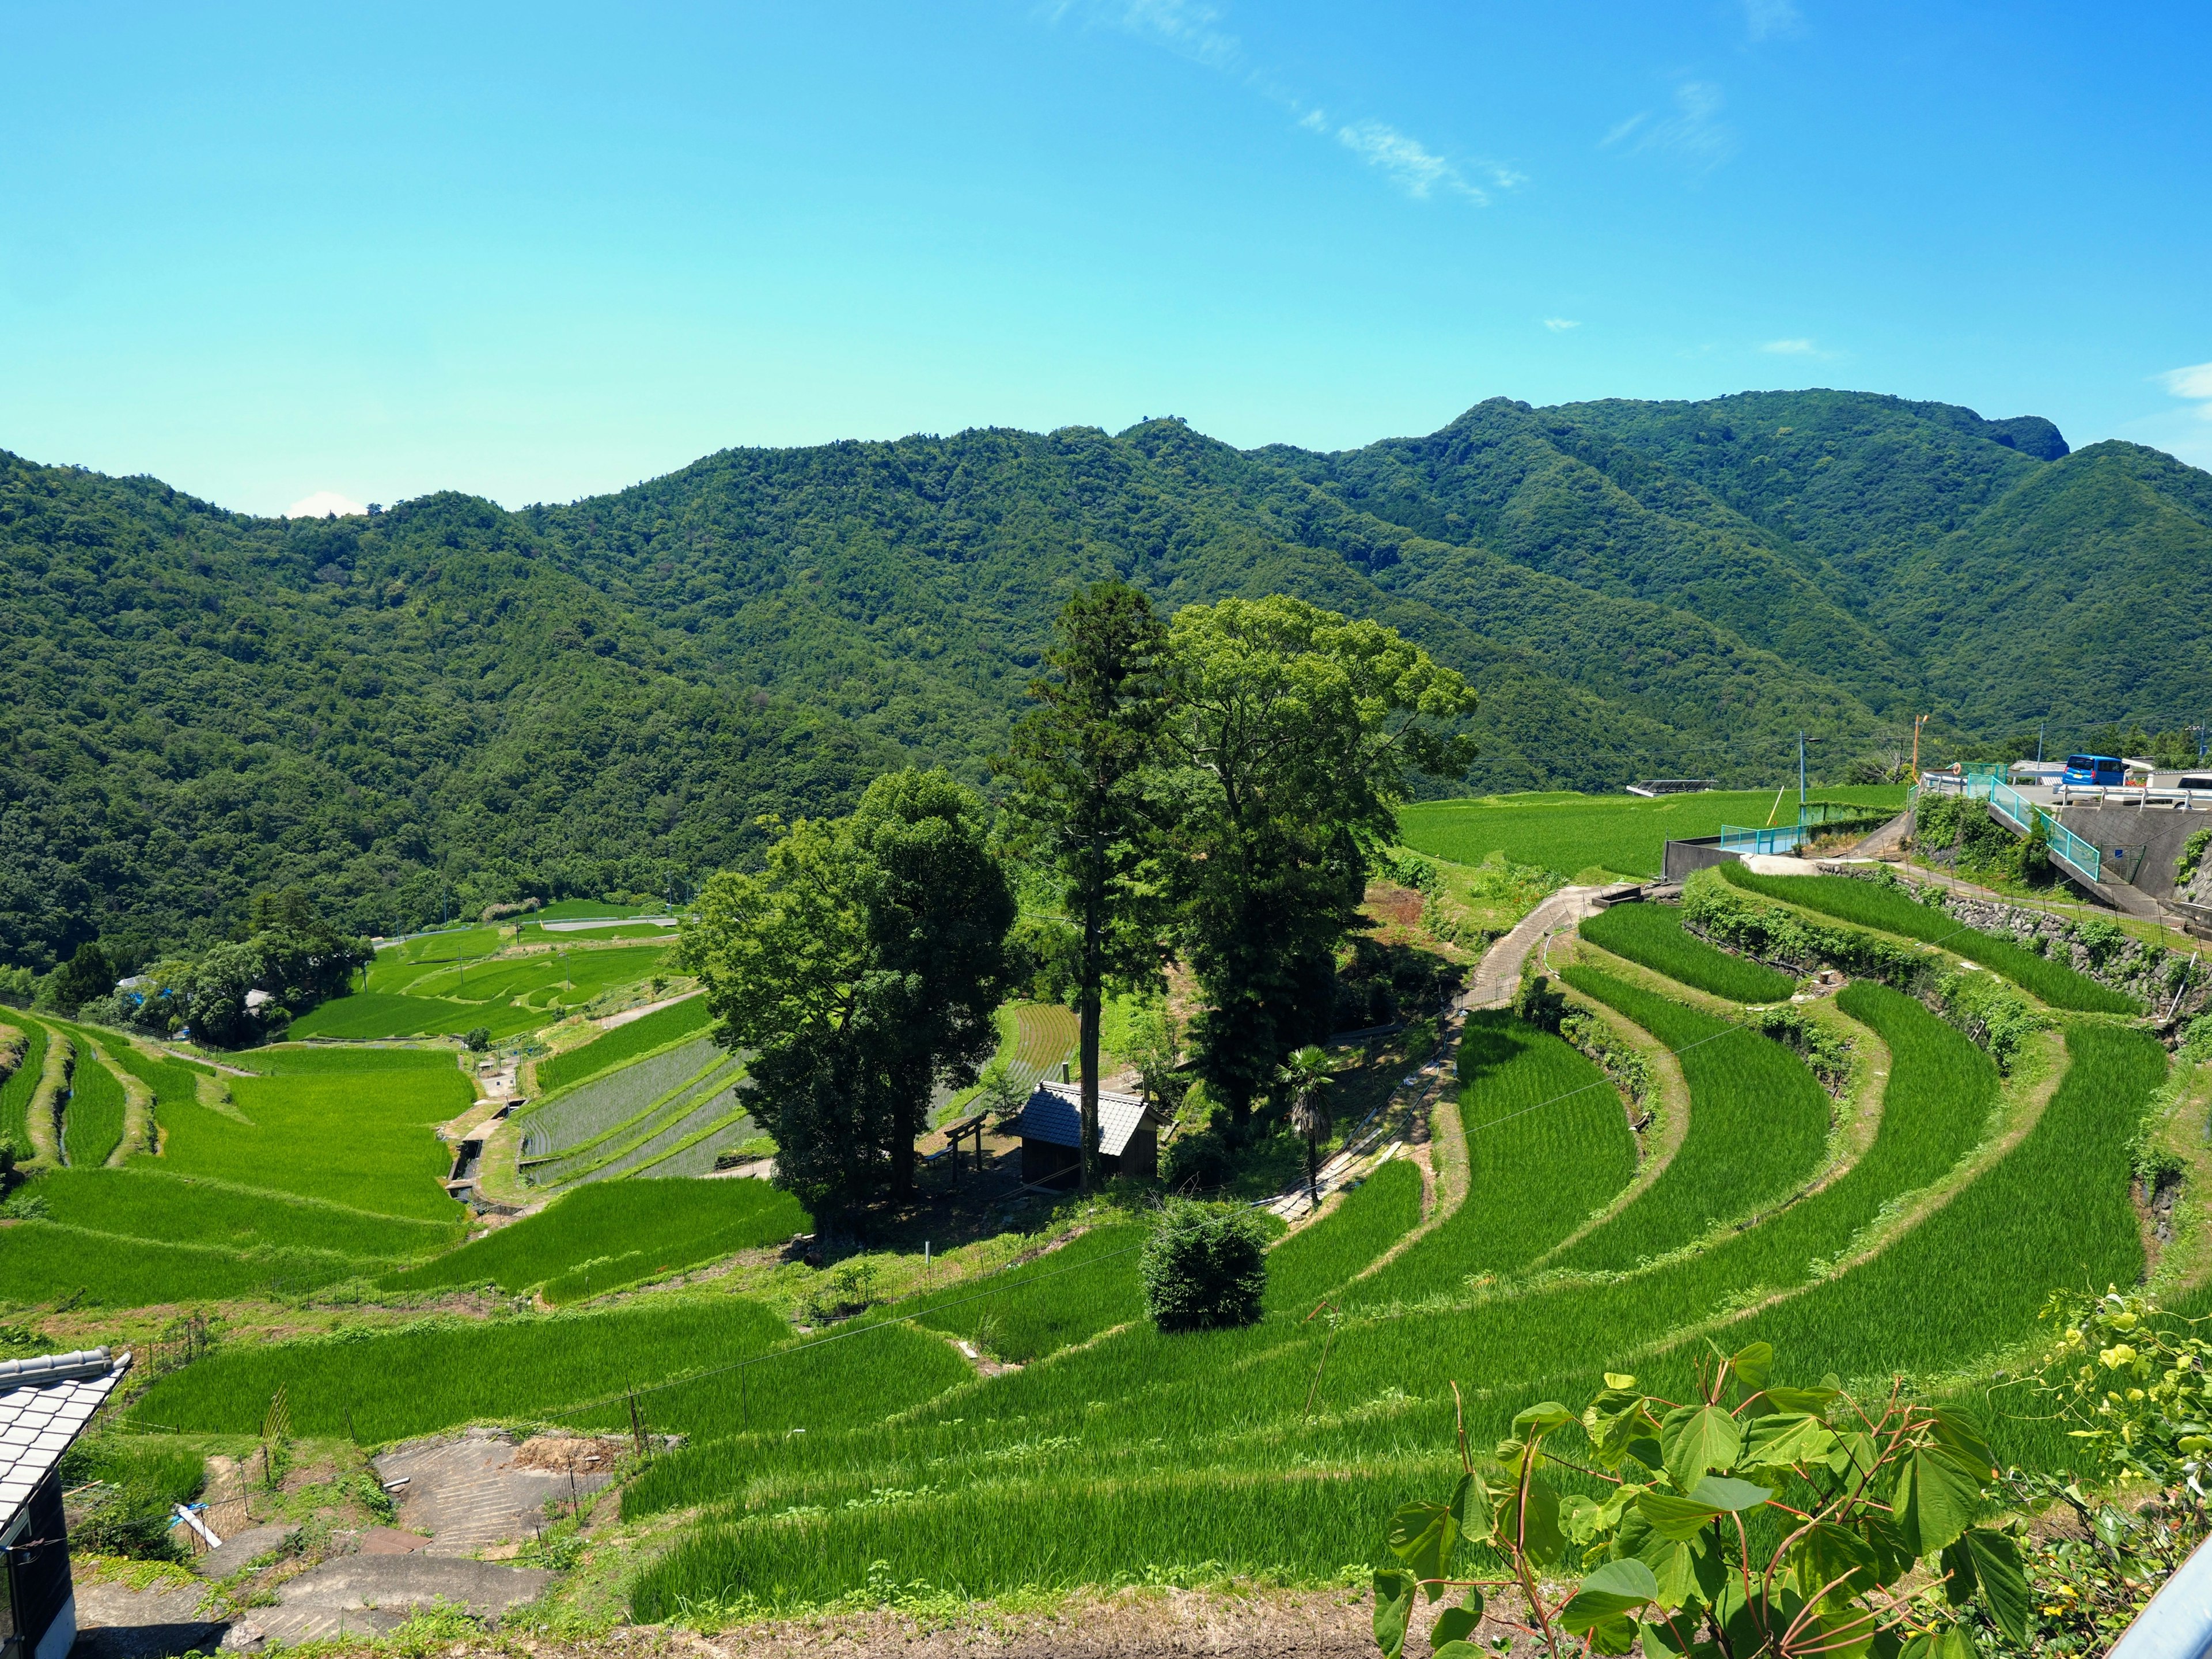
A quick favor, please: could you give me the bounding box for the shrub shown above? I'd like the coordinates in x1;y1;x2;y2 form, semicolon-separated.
1160;1128;1233;1193
1139;1199;1267;1332
1933;967;2048;1073
1513;973;1568;1033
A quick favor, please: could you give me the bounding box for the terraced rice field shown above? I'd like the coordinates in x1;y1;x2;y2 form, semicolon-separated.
1397;786;1905;880
536;998;715;1094
58;1035;127;1167
0;1020;50;1156
381;1178;807;1304
1579;901;1798;1002
1548;965;1830;1271
520;1037;753;1184
29;1166;463;1260
1717;863;2141;1013
1342;1014;1634;1305
158;1046;468;1221
292;940;676;1039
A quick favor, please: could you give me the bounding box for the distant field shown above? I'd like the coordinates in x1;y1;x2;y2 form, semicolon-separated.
1397;786;1907;879
535;900;668;921
28;1165;462;1259
296;941;676;1039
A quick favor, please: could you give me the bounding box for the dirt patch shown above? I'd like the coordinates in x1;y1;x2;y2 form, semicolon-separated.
510;1434;627;1474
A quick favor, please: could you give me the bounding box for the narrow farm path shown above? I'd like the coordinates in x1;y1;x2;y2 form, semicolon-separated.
108;1047;156;1165
1462;885;1608;1009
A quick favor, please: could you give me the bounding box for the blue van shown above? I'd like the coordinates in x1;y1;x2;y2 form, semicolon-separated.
2062;753;2127;786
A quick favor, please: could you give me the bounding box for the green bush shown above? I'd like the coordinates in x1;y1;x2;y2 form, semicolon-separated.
1934;968;2050;1073
1513;972;1569;1033
1160;1128;1233;1194
1139;1200;1268;1332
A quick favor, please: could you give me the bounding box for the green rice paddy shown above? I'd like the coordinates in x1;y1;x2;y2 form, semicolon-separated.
381;1177;808;1303
291;939;676;1040
1397;786;1906;880
535;998;716;1095
1579;902;1798;1002
59;1041;127;1167
0;1020;48;1154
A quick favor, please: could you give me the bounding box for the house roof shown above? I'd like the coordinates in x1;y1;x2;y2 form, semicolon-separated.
1;1348;131;1533
1015;1081;1162;1158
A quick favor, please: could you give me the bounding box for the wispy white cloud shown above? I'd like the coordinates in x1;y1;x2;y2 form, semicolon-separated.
285;490;367;518
1544;317;1580;331
1044;1;1520;205
1742;0;1801;41
1335;120;1490;201
1762;338;1817;355
1604;79;1737;172
2161;361;2212;414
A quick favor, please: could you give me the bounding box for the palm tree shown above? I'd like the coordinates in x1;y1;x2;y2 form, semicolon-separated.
1275;1045;1336;1210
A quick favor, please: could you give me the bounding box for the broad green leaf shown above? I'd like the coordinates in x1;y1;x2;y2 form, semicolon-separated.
1562;1559;1662;1633
1730;1341;1774;1391
1899;1624;1973;1659
1662;1404;1744;1487
1372;1567;1416;1659
1925;1408;1997;1479
1892;1446;1982;1557
1764;1385;1840;1414
1588;1612;1641;1656
1790;1522;1875;1605
1560;1490;1604;1546
1639;1489;1725;1541
1743;1412;1837;1469
1431;1646;1479;1659
1687;1474;1772;1512
1500;1472;1566;1567
1938;1539;1976;1606
1605;1372;1637;1390
1386;1475;1469;1600
1801;1605;1883;1659
1963;1528;2032;1645
1514;1400;1575;1437
1431;1594;1483;1649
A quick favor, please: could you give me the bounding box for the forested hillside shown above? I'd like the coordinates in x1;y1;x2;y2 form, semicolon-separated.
5;387;2207;969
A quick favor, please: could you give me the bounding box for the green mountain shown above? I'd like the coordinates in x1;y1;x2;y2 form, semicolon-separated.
4;386;2206;968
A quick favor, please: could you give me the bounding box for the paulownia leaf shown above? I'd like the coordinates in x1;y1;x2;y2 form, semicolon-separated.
1688;1474;1772;1512
1387;1474;1470;1601
1898;1624;1974;1659
1588;1612;1642;1656
1639;1489;1725;1541
1562;1558;1662;1633
1790;1521;1876;1606
1963;1527;2032;1645
1499;1472;1566;1566
1431;1590;1484;1650
1925;1408;1996;1478
1730;1340;1774;1391
1373;1567;1416;1659
1763;1385;1840;1415
1514;1400;1575;1437
1662;1404;1744;1487
1892;1445;1982;1558
1743;1412;1836;1469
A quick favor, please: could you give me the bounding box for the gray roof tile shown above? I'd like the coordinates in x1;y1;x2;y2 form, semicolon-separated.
0;1349;130;1532
1015;1081;1163;1157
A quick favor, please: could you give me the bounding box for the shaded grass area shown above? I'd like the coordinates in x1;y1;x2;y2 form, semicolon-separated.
535;997;714;1096
1549;966;1829;1272
25;1166;463;1260
1580;903;1797;1002
158;1054;469;1222
1267;1156;1423;1316
1717;864;2141;1013
1398;787;1906;881
380;1178;807;1304
903;1224;1149;1363
1344;1014;1635;1308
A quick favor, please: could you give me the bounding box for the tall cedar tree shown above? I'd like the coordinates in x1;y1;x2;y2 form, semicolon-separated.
997;582;1172;1190
1165;597;1476;1132
681;768;1013;1216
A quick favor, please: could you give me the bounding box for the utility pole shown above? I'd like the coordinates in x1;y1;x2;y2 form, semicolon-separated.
1797;731;1808;817
1911;714;1929;779
2037;721;2045;764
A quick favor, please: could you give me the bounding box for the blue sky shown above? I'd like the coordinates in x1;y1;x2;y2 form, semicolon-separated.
2;1;2206;516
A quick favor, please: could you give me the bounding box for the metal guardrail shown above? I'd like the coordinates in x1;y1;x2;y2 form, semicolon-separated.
2109;1532;2212;1659
1916;773;2102;882
1719;824;1809;855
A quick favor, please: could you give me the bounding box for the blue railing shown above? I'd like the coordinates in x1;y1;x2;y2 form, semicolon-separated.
1719;824;1808;855
1915;774;2102;882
